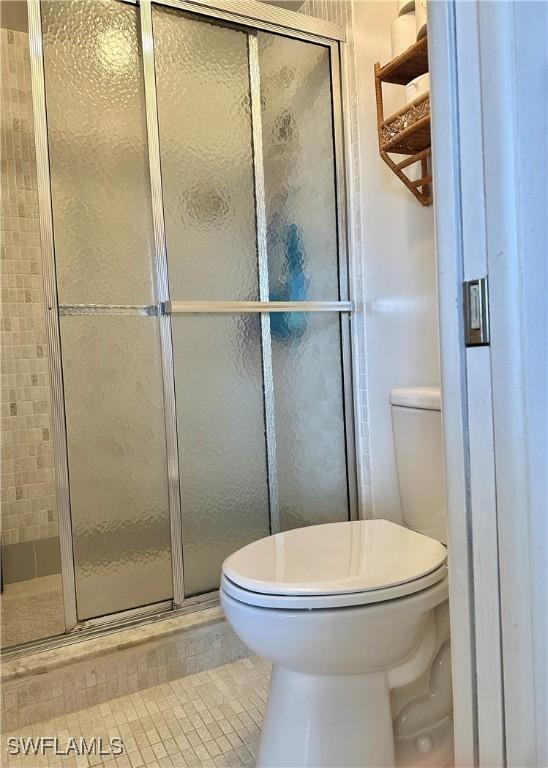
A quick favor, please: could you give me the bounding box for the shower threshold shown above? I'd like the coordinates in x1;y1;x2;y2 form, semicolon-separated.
2;592;219;663
1;599;250;732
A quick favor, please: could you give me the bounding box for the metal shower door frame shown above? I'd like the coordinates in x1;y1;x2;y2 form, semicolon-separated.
27;0;78;632
27;0;358;638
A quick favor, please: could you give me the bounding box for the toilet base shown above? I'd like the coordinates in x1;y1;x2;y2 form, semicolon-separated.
258;666;395;768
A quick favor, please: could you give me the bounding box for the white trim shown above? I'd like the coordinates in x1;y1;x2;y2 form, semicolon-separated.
466;350;504;765
477;2;546;764
510;4;548;761
428;3;477;764
454;3;505;763
430;2;548;765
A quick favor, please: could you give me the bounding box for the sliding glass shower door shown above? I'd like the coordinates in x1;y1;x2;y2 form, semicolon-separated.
152;6;351;595
40;0;174;620
152;9;272;596
37;0;355;622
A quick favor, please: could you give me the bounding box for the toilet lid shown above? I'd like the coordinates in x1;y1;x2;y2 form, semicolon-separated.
222;519;447;597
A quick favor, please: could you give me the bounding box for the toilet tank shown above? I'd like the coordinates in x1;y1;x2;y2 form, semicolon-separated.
390;387;447;544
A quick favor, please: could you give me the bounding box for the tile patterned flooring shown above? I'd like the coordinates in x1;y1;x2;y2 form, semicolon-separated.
2;657;271;768
1;576;65;648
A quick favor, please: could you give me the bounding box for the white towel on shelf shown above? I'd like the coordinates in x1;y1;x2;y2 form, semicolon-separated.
398;0;415;16
391;13;417;59
405;73;430;104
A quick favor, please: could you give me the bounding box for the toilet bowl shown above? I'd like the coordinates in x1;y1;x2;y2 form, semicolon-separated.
221;386;450;767
220;519;448;767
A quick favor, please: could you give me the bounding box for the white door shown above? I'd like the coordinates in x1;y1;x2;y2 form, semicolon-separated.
429;2;547;766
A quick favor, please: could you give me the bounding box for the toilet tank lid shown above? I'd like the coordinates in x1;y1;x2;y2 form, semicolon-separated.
390;386;441;410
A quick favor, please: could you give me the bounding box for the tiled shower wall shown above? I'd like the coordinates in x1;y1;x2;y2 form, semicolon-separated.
0;28;60;581
300;0;372;516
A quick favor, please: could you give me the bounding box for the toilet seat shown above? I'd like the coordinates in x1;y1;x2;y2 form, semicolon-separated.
221;519;447;611
221;565;447;610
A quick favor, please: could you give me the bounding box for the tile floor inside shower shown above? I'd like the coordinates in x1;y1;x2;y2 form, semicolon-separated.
1;576;65;648
2;657;270;768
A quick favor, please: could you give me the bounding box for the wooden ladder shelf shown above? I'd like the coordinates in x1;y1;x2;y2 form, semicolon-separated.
374;35;432;206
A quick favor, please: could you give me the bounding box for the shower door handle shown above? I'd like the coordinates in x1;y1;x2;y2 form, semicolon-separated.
162;300;353;314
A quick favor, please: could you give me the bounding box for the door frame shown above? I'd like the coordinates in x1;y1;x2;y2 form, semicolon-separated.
25;0;360;639
429;2;547;765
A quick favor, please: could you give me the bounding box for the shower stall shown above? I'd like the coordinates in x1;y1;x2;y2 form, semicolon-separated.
2;0;356;645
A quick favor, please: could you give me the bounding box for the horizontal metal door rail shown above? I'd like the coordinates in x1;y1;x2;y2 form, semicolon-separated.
165;300;353;314
58;301;354;317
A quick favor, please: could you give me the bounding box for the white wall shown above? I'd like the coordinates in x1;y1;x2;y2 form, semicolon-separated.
353;1;440;522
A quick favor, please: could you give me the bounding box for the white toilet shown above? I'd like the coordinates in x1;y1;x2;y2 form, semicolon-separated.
220;386;449;768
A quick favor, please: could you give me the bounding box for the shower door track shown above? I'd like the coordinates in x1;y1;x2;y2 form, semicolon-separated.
118;0;345;44
23;0;359;647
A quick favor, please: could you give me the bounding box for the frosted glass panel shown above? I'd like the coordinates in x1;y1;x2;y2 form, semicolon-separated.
172;315;270;596
60;316;172;620
271;313;349;530
259;33;340;302
41;0;155;304
153;6;259;301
